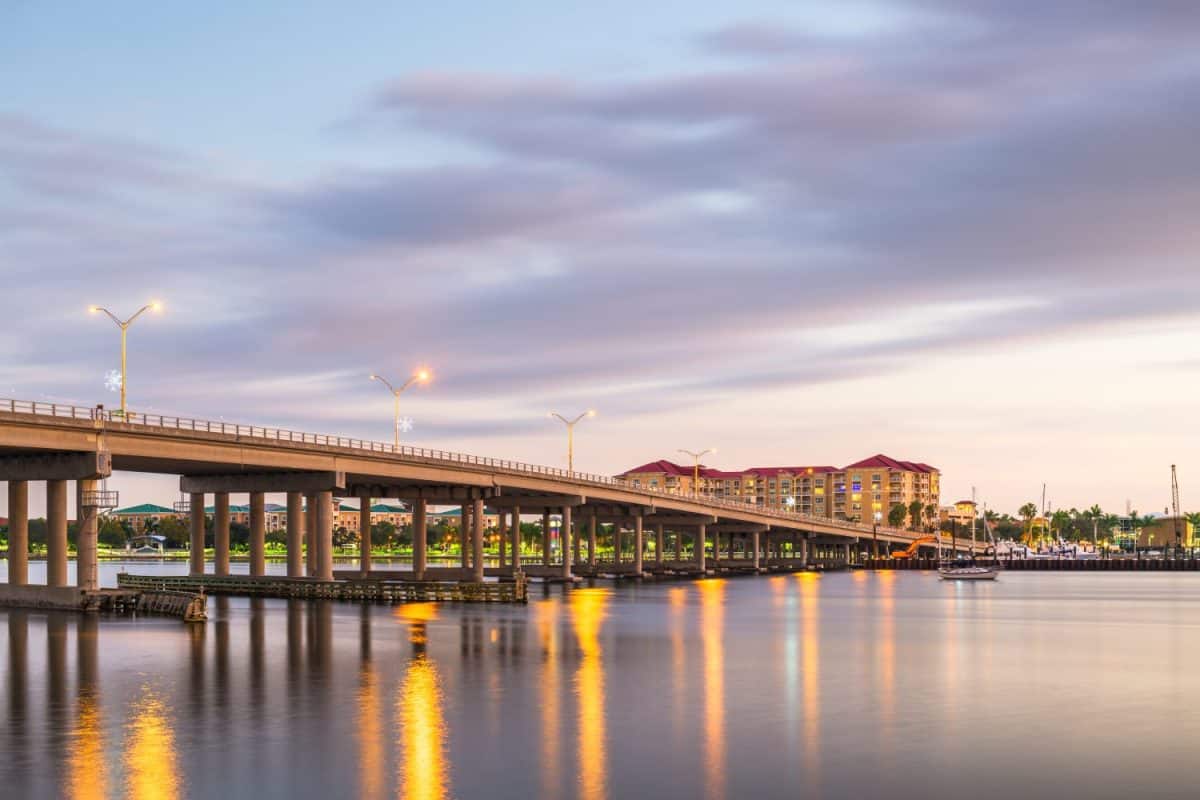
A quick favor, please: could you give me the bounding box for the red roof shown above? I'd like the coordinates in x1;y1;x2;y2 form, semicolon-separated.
842;454;937;473
618;460;696;478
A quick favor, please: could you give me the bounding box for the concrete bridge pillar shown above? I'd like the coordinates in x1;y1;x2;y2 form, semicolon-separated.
633;514;644;575
800;537;809;568
249;491;266;577
315;490;333;580
655;523;664;566
509;506;520;572
712;531;721;566
498;509;507;568
541;510;551;566
189;492;206;575
472;498;485;582
695;523;707;573
286;491;304;578
461;504;471;569
560;505;573;580
674;527;682;561
305;493;318;577
75;479;99;591
753;531;761;571
46;479;68;587
6;480;28;585
588;513;597;567
413;499;428;580
213;491;231;577
357;497;371;577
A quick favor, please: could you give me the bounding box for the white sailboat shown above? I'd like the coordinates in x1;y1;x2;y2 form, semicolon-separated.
939;496;999;581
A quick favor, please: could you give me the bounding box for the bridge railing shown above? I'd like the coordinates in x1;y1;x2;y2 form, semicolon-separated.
0;397;914;539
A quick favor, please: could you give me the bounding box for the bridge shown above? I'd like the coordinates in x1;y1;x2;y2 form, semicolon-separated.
0;398;954;600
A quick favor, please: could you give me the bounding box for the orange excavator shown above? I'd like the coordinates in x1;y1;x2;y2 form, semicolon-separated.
892;536;939;559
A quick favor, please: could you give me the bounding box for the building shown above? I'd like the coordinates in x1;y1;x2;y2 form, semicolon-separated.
1129;516;1195;549
941;500;978;528
111;503;176;533
617;453;940;527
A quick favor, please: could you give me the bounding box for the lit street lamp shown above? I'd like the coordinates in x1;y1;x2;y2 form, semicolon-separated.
549;410;595;474
370;369;430;448
678;448;716;497
89;301;162;417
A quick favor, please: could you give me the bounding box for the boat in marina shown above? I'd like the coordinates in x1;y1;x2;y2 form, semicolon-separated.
939;495;999;580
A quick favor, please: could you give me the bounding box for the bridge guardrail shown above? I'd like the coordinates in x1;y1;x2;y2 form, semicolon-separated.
0;398;916;539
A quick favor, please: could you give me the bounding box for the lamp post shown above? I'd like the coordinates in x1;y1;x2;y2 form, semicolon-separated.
873;510;882;561
369;369;430;449
678;448;716;497
89;301;162;417
548;410;595;474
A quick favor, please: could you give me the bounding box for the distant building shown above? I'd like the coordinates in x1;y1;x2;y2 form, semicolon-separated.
941;500;977;529
616;453;940;527
111;503;176;533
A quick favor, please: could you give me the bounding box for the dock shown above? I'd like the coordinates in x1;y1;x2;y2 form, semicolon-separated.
116;572;529;603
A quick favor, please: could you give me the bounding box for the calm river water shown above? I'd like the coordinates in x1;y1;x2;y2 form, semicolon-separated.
2;562;1198;799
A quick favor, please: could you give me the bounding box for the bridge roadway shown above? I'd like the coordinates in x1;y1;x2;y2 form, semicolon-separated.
0;398;956;596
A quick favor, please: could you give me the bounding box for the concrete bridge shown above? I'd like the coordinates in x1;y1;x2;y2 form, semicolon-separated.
0;398;953;598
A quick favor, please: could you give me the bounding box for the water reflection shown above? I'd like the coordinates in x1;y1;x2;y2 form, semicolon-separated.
798;573;821;791
68;615;108;800
535;598;562;798
570;588;610;800
698;580;726;800
124;686;182;800
396;604;451;800
358;607;385;800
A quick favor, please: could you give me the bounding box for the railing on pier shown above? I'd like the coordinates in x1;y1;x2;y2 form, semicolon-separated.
116;572;528;603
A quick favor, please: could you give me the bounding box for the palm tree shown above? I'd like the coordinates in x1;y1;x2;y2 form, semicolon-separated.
907;500;923;530
1018;502;1038;543
924;503;938;533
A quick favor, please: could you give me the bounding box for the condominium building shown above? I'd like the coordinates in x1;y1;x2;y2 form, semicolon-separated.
617;453;940;528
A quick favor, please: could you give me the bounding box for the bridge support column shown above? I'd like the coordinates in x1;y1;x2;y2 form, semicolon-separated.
509;506;520;573
800;537;809;568
472;498;485;582
286;492;304;578
655;523;664;566
315;490;333;581
675;527;682;561
633;514;644;576
305;493;318;576
498;509;507;568
560;505;573;580
695;523;706;573
413;499;428;580
712;531;721;567
461;504;471;569
753;531;761;571
75;480;99;591
541;510;551;566
6;480;28;585
588;514;597;567
189;492;206;576
46;479;68;587
358;497;371;577
214;491;230;577
249;491;266;577
613;521;623;564
572;516;581;564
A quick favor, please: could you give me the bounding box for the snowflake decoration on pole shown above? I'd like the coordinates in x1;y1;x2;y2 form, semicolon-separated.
397;416;415;434
104;370;123;393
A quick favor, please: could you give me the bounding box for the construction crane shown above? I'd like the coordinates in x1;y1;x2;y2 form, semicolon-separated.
1171;465;1182;553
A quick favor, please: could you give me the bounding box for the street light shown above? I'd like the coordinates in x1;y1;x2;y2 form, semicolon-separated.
678;448;716;497
548;410;595;474
369;369;431;448
89;301;162;417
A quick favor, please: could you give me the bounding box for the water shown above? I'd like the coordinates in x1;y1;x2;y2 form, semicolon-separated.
2;564;1199;799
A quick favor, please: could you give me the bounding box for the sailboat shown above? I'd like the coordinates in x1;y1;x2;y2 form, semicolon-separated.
939;496;999;581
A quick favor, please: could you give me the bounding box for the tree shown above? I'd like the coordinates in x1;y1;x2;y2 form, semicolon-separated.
370;521;397;549
1018;503;1038;542
924;504;938;532
98;518;128;549
888;503;907;527
155;516;190;548
907;500;923;529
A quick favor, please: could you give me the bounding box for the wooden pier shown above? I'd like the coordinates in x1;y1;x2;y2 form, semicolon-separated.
116;572;529;603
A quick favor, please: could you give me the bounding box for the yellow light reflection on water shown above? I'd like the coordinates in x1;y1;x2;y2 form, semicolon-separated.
797;572;821;790
877;571;897;740
357;664;385;800
535;599;561;797
398;657;450;800
124;687;182;800
570;588;610;800
68;693;108;800
668;587;688;739
698;579;727;800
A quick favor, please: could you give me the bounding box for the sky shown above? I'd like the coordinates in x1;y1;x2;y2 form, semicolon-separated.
2;1;1199;517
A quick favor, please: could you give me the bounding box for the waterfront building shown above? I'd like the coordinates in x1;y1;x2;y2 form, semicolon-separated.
111;503;176;533
941;500;978;528
617;453;939;527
